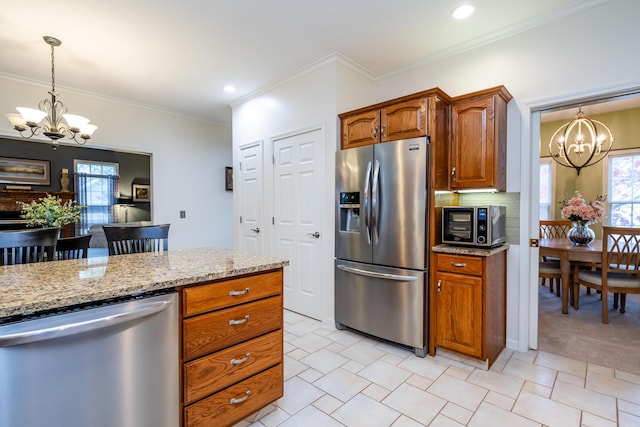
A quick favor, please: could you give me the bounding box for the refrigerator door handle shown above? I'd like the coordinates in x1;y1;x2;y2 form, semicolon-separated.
337;264;417;282
371;159;380;243
363;160;372;243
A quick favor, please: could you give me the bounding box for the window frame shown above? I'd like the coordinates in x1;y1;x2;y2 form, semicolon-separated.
539;157;555;220
74;159;120;234
604;148;640;227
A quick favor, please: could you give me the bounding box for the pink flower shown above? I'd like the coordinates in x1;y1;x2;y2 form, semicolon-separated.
560;191;606;224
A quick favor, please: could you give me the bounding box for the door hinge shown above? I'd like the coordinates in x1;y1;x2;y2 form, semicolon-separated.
239;161;242;171
272;217;275;225
272;155;275;164
240;216;243;224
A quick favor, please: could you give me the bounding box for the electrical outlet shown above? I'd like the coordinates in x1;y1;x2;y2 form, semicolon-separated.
179;210;186;218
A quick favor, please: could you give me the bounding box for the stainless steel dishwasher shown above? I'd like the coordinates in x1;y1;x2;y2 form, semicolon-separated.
0;291;179;427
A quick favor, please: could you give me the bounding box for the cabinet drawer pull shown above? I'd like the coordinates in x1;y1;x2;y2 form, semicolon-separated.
229;287;250;296
437;279;442;295
229;315;250;325
450;262;467;268
230;353;251;365
230;390;251;404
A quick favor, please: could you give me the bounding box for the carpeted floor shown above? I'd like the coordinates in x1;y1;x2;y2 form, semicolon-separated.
538;283;640;376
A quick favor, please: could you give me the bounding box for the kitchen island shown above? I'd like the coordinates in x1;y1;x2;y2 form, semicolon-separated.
0;247;288;427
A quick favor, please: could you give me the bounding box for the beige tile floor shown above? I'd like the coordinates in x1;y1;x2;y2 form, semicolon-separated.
236;310;640;427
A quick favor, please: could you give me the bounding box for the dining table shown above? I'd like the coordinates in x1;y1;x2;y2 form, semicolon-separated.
538;237;603;314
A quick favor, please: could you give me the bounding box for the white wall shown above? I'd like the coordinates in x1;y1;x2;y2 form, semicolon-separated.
0;77;234;250
232;0;640;350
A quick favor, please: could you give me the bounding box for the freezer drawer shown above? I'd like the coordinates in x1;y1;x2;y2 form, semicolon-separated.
335;260;427;356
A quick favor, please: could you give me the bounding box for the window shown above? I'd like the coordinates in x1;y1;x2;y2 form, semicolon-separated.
74;160;119;235
539;158;554;220
607;149;640;226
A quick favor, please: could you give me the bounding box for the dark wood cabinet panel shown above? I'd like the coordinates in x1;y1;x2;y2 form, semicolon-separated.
180;269;284;427
433;251;506;367
449;86;511;191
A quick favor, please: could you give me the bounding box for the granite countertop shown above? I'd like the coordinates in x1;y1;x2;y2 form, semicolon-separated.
432;243;510;257
0;248;289;320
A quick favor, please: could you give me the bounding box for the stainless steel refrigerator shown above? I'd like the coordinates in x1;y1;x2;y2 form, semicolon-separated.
335;136;429;357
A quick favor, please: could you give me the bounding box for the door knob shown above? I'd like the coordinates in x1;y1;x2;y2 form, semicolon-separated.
250;227;260;233
307;232;320;238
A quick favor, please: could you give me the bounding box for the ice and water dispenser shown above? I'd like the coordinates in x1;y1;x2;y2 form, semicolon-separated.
338;192;360;232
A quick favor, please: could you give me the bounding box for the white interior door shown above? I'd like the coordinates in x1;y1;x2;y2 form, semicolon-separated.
273;128;325;320
238;142;264;254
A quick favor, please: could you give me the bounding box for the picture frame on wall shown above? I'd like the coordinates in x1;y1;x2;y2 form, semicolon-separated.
0;157;51;185
132;184;151;202
225;166;233;191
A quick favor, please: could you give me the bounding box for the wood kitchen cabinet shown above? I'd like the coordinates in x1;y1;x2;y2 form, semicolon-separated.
339;89;450;150
179;269;284;427
449;86;512;191
433;249;506;367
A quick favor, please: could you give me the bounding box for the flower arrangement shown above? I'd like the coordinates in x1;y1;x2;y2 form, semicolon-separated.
18;194;85;228
560;191;606;224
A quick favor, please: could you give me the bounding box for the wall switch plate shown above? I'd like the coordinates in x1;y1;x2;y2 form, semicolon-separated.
179;210;186;218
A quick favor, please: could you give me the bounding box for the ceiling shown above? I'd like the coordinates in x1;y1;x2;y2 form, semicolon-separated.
0;0;614;125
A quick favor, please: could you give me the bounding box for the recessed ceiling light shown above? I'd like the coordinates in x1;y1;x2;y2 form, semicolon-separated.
452;4;474;20
223;85;236;93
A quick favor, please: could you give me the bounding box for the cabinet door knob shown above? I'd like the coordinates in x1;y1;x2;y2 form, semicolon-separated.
437;279;442;295
451;167;456;181
380;125;386;137
372;127;378;139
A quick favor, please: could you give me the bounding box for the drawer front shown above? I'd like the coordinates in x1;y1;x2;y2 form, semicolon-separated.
184;329;283;405
183;270;282;317
184;364;283;427
184;296;282;361
436;254;483;276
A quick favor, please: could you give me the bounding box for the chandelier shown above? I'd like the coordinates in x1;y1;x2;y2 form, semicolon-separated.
548;108;614;175
4;36;97;149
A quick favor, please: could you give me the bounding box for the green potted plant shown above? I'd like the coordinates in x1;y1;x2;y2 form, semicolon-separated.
18;194;85;235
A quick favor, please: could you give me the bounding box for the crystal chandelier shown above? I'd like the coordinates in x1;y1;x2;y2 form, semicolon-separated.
4;36;97;149
548;108;614;175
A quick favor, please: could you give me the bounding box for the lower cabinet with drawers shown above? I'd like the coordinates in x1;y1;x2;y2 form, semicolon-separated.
432;247;507;368
179;269;284;427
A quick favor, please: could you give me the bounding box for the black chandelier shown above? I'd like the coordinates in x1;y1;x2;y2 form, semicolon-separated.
548;108;614;175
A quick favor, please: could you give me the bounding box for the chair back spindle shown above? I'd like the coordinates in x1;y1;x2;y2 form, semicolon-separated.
55;235;92;260
0;227;60;265
103;224;170;256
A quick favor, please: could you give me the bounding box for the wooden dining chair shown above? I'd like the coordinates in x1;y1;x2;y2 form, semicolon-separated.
539;220;572;296
0;227;60;265
55;234;92;260
573;225;640;323
103;224;170;255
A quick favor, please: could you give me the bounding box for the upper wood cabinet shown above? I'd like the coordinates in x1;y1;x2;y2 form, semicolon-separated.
449;86;512;191
339;90;447;150
340;109;380;149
